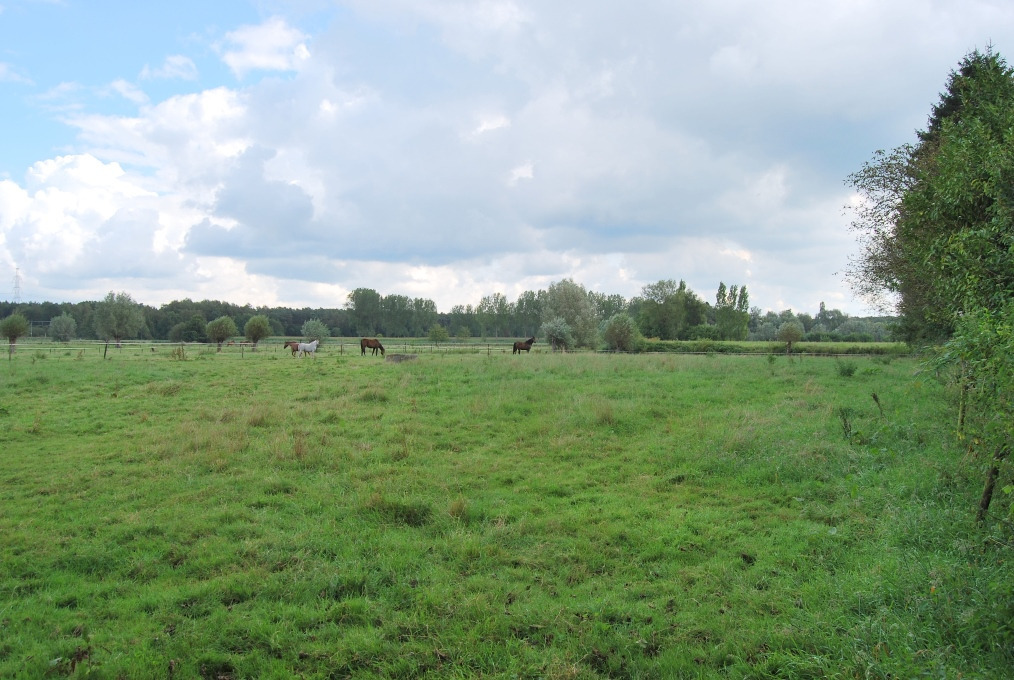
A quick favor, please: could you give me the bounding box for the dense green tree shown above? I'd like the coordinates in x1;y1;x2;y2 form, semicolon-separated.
94;291;146;347
169;314;208;343
589;292;627;322
540;316;574;352
478;293;512;338
715;282;749;340
846;48;1014;341
776;320;804;353
244;315;272;350
543;279;599;348
636;279;706;340
382;294;412;337
49;313;77;342
601;313;641;352
412;298;438;337
428;323;450;344
0;312;29;354
346;288;383;336
206;316;238;351
448;304;479;339
513;290;543;337
301;318;331;343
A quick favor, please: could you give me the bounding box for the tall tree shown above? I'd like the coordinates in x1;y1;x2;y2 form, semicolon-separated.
346;288;383;336
542;279;599;348
715;282;749;340
636;279;705;340
94;291;146;347
846;48;1014;341
847;48;1014;518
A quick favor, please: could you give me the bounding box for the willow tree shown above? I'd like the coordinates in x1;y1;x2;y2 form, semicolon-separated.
94;291;145;348
0;312;29;355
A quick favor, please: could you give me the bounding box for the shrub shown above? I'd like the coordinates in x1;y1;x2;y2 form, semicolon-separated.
601;313;641;352
835;358;858;377
301;318;331;343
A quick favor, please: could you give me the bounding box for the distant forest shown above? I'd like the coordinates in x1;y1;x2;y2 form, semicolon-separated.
0;281;894;344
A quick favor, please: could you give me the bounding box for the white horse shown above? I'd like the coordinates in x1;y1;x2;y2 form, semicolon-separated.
297;339;319;358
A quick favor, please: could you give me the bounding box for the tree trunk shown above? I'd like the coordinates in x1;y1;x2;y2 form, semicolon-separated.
977;446;1010;523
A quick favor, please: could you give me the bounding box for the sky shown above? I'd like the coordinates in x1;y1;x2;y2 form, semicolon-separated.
1;1;1011;316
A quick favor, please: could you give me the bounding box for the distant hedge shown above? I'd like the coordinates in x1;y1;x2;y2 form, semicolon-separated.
640;339;910;356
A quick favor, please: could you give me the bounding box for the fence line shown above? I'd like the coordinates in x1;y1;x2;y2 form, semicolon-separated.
5;338;910;360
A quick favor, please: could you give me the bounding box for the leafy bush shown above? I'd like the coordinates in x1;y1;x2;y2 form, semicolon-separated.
540;317;574;351
601;313;641;352
835;358;858;377
301;318;331;343
49;313;77;342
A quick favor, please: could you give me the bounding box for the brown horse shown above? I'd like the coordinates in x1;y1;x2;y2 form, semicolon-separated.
361;338;385;356
513;336;536;354
283;340;300;356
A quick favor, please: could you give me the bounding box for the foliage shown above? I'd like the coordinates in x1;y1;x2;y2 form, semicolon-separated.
168;314;208;343
847;48;1014;520
542;279;599;348
601;313;641;352
49;312;77;342
427;323;450;344
5;289;869;345
477;292;512;338
776;320;804;352
846;48;1014;341
835;358;858;377
715;282;750;340
206;316;239;350
93;291;146;346
243;314;272;348
345;287;382;335
539;316;574;351
0;312;29;350
641;339;908;355
300;318;331;343
635;279;707;340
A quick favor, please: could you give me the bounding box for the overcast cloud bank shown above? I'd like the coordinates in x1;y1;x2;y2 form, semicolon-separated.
2;1;1012;315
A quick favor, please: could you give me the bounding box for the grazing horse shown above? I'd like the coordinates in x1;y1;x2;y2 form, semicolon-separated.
513;336;536;354
283;340;300;356
297;339;319;358
361;338;385;356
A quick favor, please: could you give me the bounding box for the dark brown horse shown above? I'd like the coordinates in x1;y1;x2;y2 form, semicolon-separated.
513;336;536;354
283;340;300;356
361;338;385;356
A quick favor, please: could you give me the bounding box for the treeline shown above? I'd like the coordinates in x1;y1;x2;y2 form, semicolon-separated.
1;279;891;344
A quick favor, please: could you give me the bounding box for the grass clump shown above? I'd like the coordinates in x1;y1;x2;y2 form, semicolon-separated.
835;357;859;377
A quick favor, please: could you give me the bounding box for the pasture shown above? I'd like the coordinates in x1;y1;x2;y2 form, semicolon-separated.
0;345;1010;678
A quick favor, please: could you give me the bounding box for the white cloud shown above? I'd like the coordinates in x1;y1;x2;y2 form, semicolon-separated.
106;79;149;105
7;1;1014;315
140;55;199;81
0;62;32;84
217;17;310;78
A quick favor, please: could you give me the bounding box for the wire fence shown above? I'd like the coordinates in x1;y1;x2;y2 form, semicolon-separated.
4;337;910;360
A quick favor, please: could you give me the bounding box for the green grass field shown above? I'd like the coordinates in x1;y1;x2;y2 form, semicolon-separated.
1;345;1010;678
